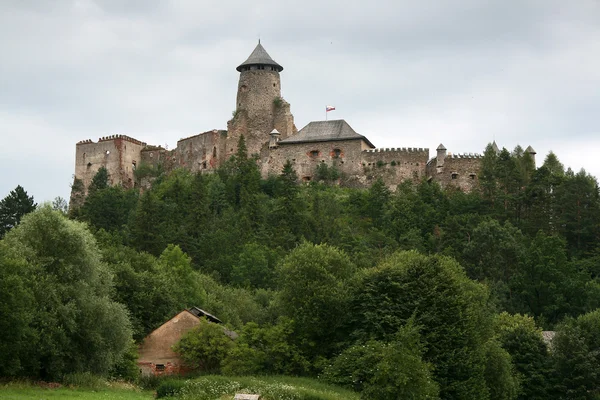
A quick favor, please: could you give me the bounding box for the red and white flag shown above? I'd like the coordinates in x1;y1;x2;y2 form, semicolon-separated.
326;105;336;112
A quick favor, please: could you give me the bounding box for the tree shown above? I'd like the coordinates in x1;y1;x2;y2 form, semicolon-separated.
276;242;356;361
350;251;492;399
0;185;36;238
222;318;310;376
88;166;109;194
511;232;586;325
2;205;132;378
173;318;235;373
323;321;439;399
495;313;552;400
80;186;138;232
0;243;36;376
362;321;440;400
552;309;600;399
483;340;519;400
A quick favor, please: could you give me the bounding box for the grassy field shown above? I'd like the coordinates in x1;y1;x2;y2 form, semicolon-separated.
0;381;153;400
176;375;360;400
0;375;359;400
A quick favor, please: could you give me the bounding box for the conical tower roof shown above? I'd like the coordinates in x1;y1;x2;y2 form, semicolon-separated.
236;42;283;72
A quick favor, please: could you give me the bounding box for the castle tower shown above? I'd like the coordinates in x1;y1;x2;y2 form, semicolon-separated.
525;145;536;167
436;143;447;169
227;42;296;158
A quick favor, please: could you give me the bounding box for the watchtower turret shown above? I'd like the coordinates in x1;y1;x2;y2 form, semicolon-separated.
227;42;296;157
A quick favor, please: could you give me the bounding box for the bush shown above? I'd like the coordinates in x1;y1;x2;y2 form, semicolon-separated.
61;372;107;390
156;379;187;398
172;318;235;373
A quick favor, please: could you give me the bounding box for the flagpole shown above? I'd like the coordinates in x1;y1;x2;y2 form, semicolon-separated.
325;106;327;121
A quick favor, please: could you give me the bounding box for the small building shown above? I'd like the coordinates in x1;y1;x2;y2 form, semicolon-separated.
137;307;232;376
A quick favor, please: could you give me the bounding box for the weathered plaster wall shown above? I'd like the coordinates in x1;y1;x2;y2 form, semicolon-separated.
137;310;200;376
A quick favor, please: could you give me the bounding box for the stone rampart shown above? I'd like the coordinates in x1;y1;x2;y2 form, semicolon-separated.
74;135;146;193
427;152;483;192
357;148;430;190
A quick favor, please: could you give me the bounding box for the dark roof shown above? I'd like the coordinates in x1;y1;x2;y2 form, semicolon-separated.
237;42;283;72
437;143;446;150
187;306;222;324
526;145;536;154
278;120;375;148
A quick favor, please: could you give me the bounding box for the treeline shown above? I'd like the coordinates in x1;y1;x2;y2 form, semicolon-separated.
1;138;599;399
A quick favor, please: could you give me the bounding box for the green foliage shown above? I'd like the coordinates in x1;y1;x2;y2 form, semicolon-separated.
483;340;519;400
273;96;283;107
178;375;360;400
351;251;492;399
173;318;235;373
89;166;109;194
552;309;600;399
80;186;138;232
156;378;186;398
0;242;36;376
133;161;163;182
494;313;552;400
222;319;311;376
314;163;340;183
61;372;108;390
0;185;36;238
276;242;356;361
1;205;132;379
362;322;440;400
324;321;439;399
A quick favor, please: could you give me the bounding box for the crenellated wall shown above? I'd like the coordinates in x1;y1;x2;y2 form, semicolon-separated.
427;152;483;192
357;147;430;190
74;134;146;195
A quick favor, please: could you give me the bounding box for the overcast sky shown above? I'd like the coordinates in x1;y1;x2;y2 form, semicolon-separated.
1;0;599;203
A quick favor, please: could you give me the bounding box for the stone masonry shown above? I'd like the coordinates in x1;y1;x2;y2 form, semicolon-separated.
71;42;536;201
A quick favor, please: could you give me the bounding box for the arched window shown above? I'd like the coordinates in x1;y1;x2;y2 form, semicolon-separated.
212;146;217;158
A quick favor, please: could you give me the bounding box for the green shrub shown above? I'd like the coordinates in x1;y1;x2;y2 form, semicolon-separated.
61;372;107;390
156;379;187;398
137;374;163;390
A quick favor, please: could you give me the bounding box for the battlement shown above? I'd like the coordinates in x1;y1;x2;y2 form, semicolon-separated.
447;152;482;159
77;134;146;146
177;129;226;144
363;147;429;154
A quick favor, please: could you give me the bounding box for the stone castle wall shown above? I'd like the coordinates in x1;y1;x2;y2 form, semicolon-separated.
174;129;228;173
267;139;368;180
74;135;146;193
426;153;482;192
357;147;430;190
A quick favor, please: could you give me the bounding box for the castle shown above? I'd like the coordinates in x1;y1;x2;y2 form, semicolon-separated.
71;42;536;199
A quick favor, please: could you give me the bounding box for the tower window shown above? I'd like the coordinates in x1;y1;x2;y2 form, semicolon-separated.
332;148;342;158
309;150;319;157
132;161;137;171
451;173;458;180
213;146;217;158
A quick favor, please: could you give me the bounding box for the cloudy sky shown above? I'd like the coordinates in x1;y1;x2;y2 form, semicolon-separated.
1;0;599;203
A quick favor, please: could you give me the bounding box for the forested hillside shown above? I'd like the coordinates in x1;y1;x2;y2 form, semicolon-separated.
2;140;600;399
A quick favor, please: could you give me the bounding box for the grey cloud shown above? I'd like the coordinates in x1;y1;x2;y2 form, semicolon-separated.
1;0;599;202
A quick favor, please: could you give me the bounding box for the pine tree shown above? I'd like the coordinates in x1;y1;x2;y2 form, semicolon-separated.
0;185;36;238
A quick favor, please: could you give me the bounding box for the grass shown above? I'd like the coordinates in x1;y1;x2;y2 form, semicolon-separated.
0;381;153;400
0;375;359;400
178;375;360;400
